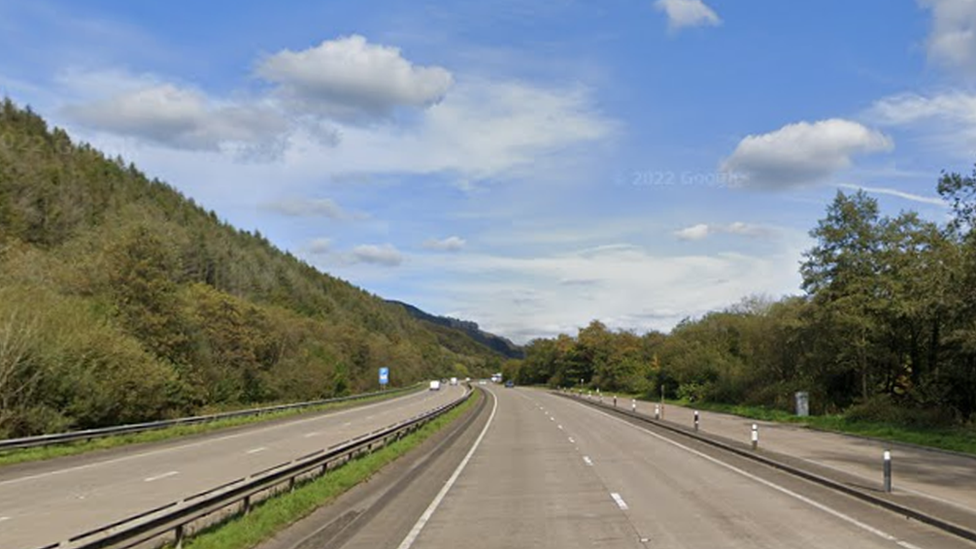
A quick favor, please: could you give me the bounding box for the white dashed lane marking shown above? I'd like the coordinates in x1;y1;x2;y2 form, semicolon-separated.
246;447;267;454
610;492;629;510
144;471;179;482
583;456;593;466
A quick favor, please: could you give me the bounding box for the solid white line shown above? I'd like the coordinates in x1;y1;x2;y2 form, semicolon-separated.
583;405;925;549
246;447;267;454
397;390;498;549
610;492;629;510
583;456;594;466
144;471;179;482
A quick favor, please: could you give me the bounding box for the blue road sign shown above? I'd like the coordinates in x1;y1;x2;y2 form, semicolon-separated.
379;367;389;385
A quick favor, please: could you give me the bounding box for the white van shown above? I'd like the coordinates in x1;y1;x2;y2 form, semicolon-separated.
450;377;458;386
429;380;441;391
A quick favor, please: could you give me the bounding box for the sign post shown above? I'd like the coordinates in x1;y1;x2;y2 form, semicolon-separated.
379;367;389;389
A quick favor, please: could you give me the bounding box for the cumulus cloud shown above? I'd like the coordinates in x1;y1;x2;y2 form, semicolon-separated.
62;80;289;156
674;222;774;241
721;119;893;189
264;198;364;220
920;0;976;75
349;244;403;266
423;236;466;251
654;0;722;30
257;35;453;122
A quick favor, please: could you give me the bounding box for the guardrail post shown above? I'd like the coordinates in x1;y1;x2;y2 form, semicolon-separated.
751;423;759;450
883;450;892;493
694;410;700;432
243;495;251;515
175;523;185;549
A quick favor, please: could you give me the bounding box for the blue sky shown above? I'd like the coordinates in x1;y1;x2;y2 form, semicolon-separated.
1;0;973;342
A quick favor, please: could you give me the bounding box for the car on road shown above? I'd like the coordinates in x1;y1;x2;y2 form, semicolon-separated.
505;380;514;388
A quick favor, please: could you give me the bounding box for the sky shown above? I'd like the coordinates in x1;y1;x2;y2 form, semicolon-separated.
1;0;973;342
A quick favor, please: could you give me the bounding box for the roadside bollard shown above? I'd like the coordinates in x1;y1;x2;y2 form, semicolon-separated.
883;450;892;493
694;410;700;432
751;423;759;450
654;404;660;420
614;395;617;407
631;399;637;412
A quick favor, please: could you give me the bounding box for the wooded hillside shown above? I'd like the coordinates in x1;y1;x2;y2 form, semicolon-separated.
0;99;503;437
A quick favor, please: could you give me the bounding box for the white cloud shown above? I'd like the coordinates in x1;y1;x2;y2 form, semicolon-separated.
306;238;332;255
674;222;775;241
62;76;290;156
869;91;976;157
407;239;806;343
654;0;722;30
674;224;711;240
721;119;893;189
257;35;453;122
920;0;976;75
349;244;404;266
423;236;466;251
295;78;616;181
264;198;364;220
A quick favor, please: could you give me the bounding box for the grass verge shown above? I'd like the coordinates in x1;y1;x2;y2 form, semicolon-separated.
177;389;481;549
560;388;976;455
681;400;976;456
0;387;423;468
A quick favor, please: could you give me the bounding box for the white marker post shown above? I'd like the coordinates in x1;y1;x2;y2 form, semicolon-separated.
613;395;617;407
654;404;660;420
631;399;637;412
751;423;759;450
883;450;892;493
694;410;700;432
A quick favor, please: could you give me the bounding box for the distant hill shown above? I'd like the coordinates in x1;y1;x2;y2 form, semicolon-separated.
0;98;509;437
387;300;524;359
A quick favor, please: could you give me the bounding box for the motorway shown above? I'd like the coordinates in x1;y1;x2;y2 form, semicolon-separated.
0;385;466;549
286;386;976;549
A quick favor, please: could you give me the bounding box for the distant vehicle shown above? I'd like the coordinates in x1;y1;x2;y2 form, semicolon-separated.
491;373;502;383
505;380;514;388
429;380;441;391
479;379;487;385
450;377;458;386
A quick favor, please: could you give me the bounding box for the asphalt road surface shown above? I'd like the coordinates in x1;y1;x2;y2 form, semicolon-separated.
0;385;465;549
320;386;975;549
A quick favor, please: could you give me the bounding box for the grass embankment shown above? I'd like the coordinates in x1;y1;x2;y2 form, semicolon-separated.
178;389;481;549
684;400;976;455
0;387;422;468
564;388;976;455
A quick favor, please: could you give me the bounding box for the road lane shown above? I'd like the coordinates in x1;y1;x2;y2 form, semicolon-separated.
0;385;464;549
526;390;975;549
382;387;974;549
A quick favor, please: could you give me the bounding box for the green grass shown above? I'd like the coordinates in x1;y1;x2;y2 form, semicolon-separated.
178;390;481;549
678;400;976;455
0;387;422;468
